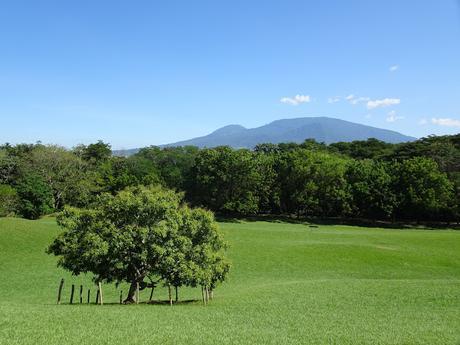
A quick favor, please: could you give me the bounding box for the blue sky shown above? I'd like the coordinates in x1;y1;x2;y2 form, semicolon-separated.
1;0;459;149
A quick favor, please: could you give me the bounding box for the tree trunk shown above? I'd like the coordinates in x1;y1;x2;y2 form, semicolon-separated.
175;286;178;302
124;280;138;304
168;284;172;306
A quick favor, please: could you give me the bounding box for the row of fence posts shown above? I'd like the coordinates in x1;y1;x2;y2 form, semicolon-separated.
57;279;104;305
57;278;213;306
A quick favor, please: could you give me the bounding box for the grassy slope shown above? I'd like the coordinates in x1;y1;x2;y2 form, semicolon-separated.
0;217;459;345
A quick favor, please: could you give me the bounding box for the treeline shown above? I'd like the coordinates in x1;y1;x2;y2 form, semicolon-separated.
1;135;459;222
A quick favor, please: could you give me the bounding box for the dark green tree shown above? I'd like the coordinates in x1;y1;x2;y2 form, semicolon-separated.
346;160;396;219
0;184;18;216
188;147;265;214
15;172;54;219
392;157;454;220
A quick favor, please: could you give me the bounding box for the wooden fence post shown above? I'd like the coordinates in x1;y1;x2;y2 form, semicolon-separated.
79;285;83;304
57;278;64;305
98;282;103;305
201;286;206;306
70;284;75;304
149;287;154;301
168;284;172;306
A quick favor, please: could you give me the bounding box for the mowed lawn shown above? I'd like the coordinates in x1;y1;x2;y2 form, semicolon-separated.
0;218;459;345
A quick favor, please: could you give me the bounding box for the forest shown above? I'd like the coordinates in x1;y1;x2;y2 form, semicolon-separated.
1;134;459;223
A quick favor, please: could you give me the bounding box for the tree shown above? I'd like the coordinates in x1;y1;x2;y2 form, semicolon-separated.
187;147;265;215
28;145;93;209
0;184;18;216
78;140;112;162
47;185;229;303
15;172;54;219
329;138;395;160
157;206;229;301
346;160;396;219
276;150;351;217
392;157;454;220
0;148;20;185
135;146;199;190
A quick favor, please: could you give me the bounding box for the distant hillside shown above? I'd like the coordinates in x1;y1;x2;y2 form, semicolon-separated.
164;117;415;148
113;117;416;155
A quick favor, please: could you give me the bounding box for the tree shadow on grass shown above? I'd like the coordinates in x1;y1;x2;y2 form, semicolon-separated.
216;214;459;230
147;299;200;305
50;299;202;306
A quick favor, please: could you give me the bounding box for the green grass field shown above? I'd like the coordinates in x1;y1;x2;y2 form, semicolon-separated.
0;217;459;345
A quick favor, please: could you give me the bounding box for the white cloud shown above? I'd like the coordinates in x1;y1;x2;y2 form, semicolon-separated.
431;117;460;127
345;94;369;105
389;65;399;72
386;110;404;122
367;98;400;109
280;94;311;105
351;97;370;105
328;96;340;103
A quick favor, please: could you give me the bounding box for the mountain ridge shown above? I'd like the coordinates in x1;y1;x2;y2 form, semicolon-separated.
163;116;415;148
114;117;416;155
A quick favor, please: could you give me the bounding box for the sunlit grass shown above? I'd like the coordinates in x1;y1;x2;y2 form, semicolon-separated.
0;217;459;344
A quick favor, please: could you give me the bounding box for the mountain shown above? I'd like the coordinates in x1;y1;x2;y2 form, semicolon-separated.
163;117;415;148
113;117;415;155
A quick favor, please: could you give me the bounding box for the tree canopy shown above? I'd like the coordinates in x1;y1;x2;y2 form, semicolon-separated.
1;134;458;222
47;185;229;303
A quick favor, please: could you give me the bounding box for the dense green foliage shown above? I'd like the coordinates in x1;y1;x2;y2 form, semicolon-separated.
1;217;459;344
1;134;458;222
47;186;229;303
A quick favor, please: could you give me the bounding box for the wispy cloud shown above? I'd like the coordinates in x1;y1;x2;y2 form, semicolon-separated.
418;118;428;125
280;94;311;105
386;110;404;122
389;65;399;72
431;117;460;127
345;94;369;105
328;96;340;104
367;98;400;110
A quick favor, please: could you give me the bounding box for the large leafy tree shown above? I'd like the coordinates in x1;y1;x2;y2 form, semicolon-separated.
276;150;351;217
135;146;199;190
187;147;266;215
346;160;396;219
392;157;454;220
28;145;93;209
15;172;54;219
48;185;229;303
